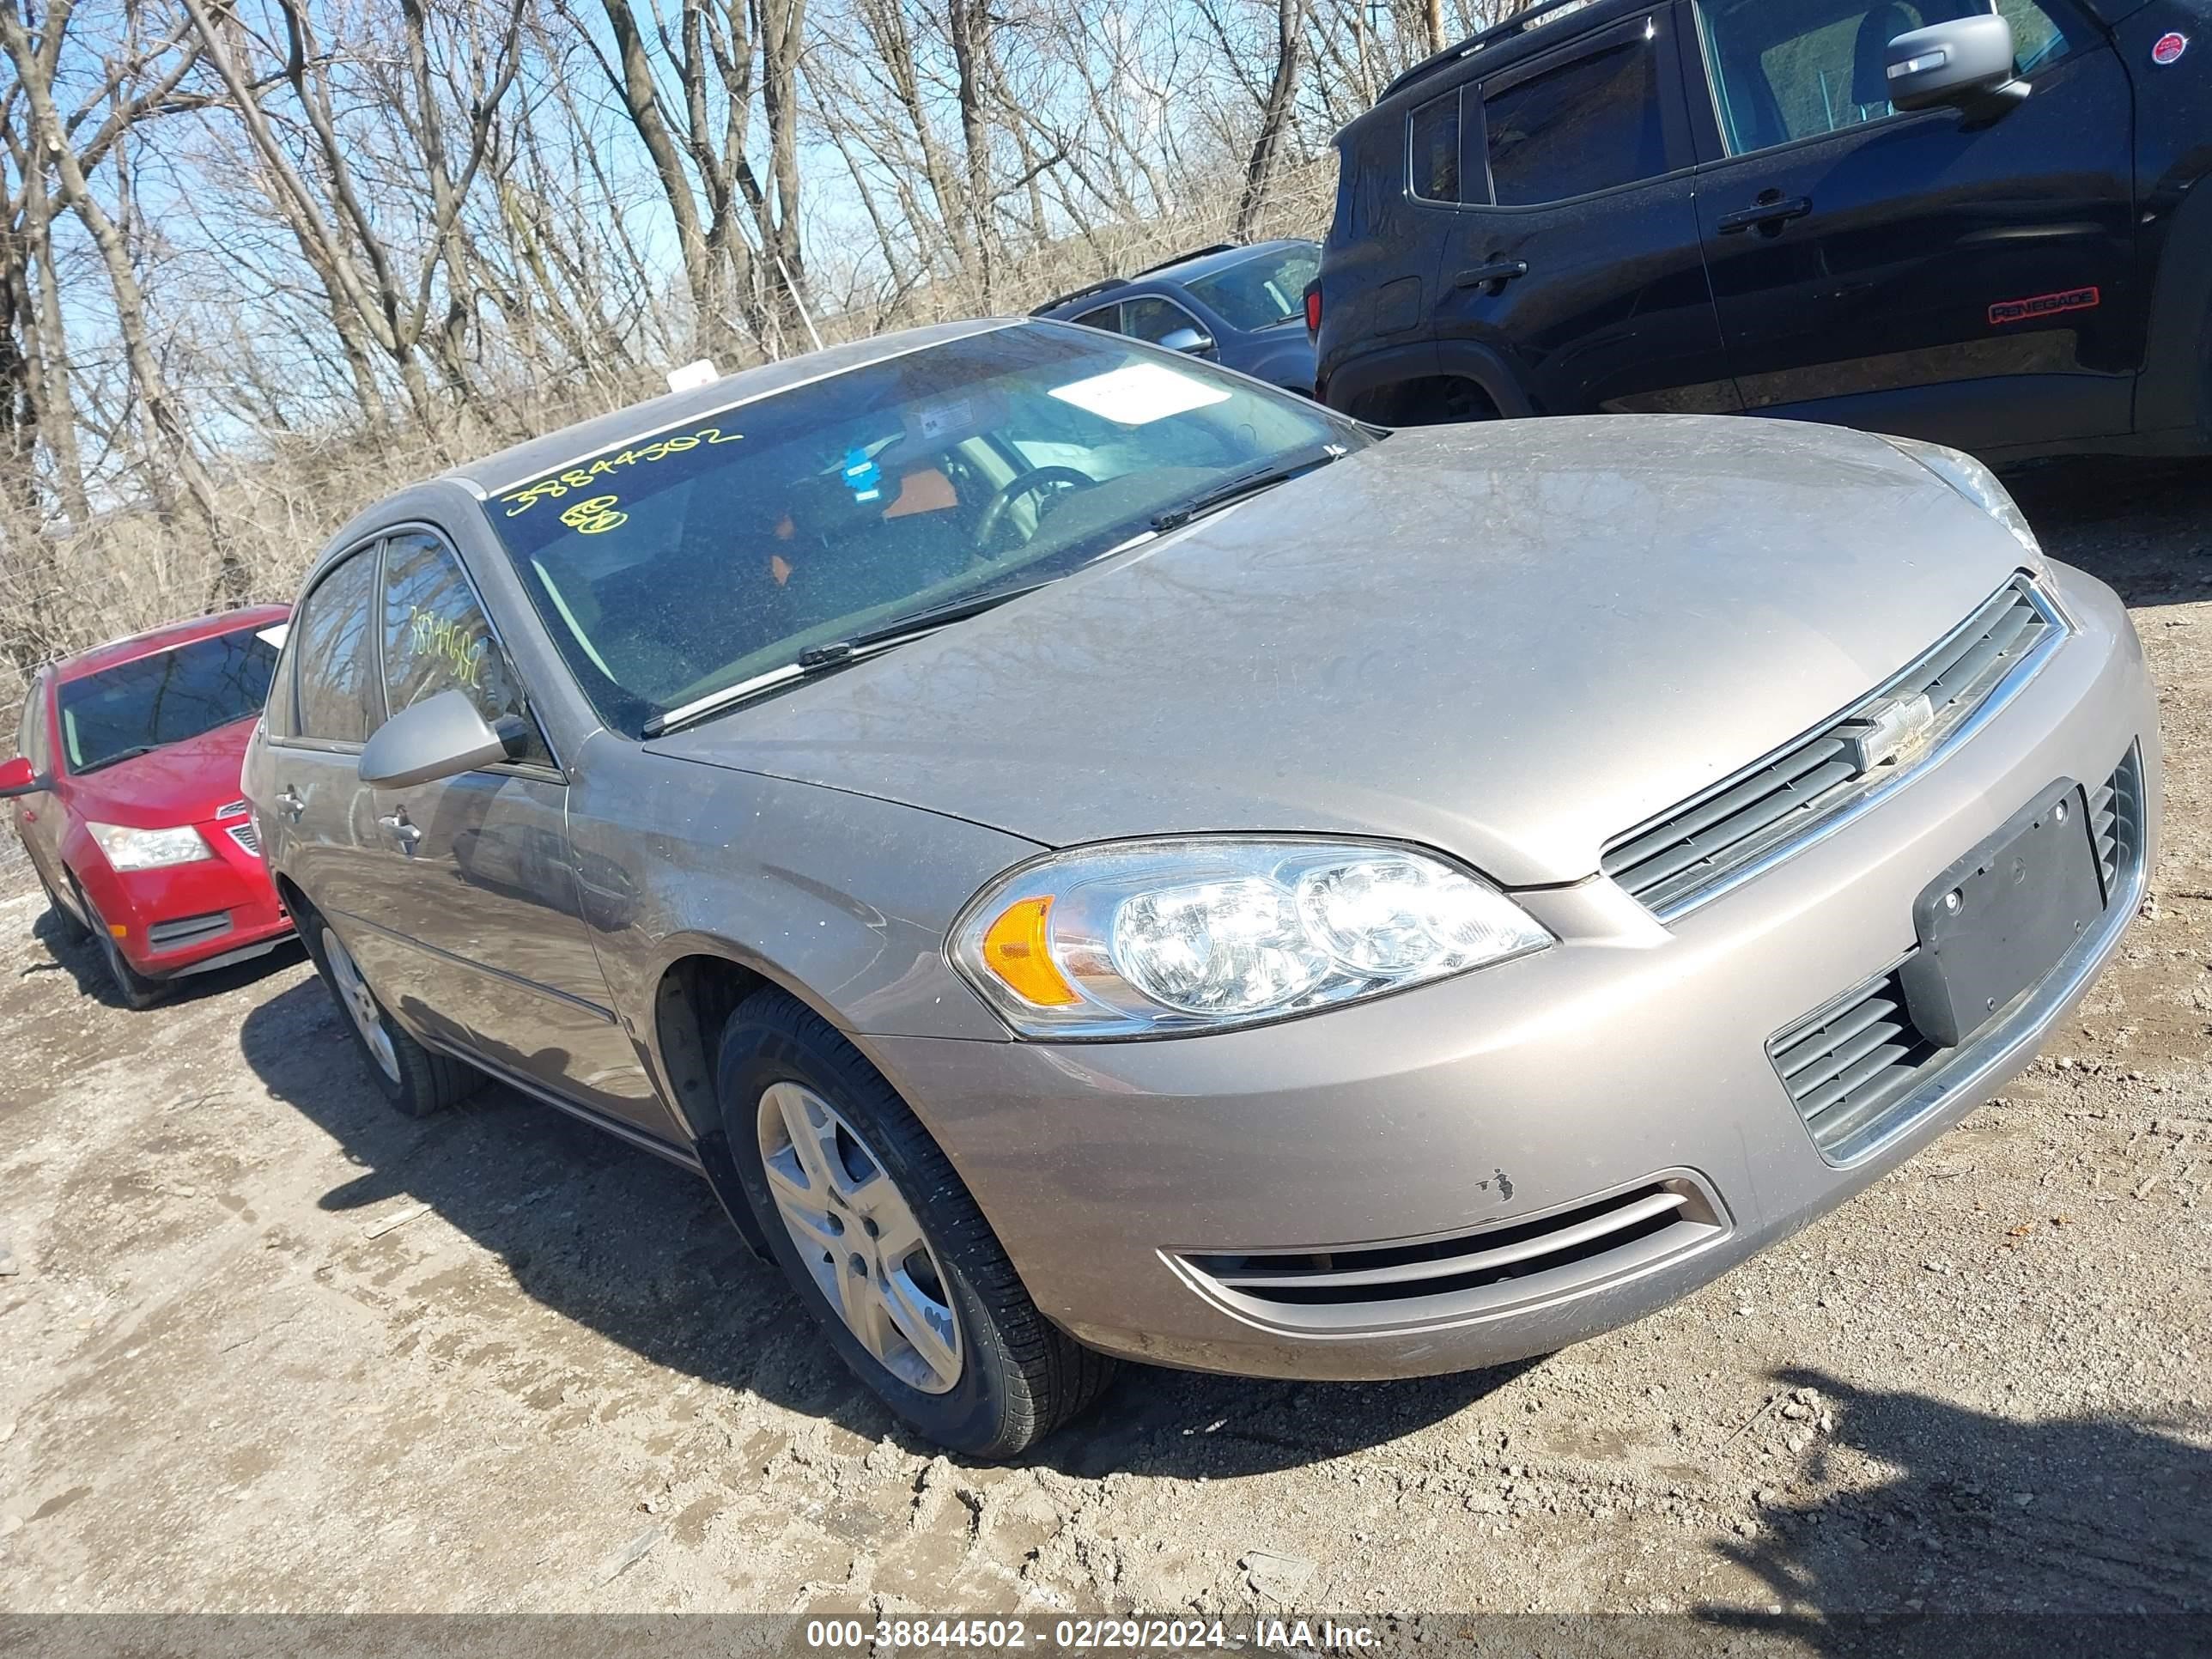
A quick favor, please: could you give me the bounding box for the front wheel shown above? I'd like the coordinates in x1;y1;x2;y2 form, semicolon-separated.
719;988;1115;1457
72;878;162;1010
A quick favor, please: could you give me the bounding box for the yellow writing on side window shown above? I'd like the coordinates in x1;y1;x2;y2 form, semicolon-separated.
410;606;485;691
498;423;743;517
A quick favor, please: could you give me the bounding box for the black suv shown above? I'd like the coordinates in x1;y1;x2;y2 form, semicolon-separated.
1311;0;2212;461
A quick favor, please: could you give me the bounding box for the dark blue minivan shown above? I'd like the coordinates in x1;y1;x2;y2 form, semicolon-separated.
1031;240;1322;396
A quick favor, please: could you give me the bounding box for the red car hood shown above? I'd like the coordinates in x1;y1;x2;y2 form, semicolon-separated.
65;718;258;827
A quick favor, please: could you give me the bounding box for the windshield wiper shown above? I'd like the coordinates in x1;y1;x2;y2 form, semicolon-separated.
1149;445;1345;534
642;581;1053;738
76;743;161;775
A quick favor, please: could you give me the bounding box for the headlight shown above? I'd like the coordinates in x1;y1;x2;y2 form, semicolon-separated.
951;838;1552;1038
88;822;213;871
1884;435;2042;562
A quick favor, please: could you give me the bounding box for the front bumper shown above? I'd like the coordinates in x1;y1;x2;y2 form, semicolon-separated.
866;562;2160;1380
81;813;293;979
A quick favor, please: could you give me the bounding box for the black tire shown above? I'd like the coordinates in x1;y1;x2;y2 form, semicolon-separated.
72;878;163;1010
294;895;480;1119
39;868;90;945
718;988;1115;1458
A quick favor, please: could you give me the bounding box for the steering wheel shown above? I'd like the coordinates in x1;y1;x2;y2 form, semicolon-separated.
973;465;1097;553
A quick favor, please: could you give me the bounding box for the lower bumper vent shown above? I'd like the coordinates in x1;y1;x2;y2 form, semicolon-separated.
1175;1176;1729;1334
147;911;232;951
1771;744;2146;1162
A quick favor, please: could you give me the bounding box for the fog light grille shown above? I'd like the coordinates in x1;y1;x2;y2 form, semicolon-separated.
1175;1176;1728;1334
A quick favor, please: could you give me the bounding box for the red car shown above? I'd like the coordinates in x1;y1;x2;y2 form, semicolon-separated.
3;605;295;1006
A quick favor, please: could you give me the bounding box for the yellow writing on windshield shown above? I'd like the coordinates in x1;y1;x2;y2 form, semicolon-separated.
560;495;628;534
499;423;743;517
410;606;485;690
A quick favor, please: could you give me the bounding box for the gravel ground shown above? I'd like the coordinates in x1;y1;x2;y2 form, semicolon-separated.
1;458;2209;1638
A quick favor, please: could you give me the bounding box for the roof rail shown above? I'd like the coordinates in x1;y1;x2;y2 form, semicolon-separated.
1029;276;1129;317
1133;241;1240;277
1379;0;1595;101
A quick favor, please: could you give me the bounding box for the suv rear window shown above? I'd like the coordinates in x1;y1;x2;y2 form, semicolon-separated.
1484;30;1671;204
1409;91;1462;203
57;626;279;775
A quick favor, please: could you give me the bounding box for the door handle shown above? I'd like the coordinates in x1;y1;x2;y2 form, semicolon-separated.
276;787;306;823
1455;258;1530;291
376;810;423;853
1717;194;1813;234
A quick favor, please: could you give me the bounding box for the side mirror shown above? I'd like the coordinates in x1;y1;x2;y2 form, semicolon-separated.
1158;326;1217;356
358;690;514;789
1887;15;2026;118
0;755;48;799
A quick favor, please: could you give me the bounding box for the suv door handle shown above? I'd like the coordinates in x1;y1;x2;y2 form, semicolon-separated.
375;810;422;853
1717;194;1813;234
276;786;306;822
1455;259;1530;291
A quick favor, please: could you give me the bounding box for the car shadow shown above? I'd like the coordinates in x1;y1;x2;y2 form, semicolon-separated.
2002;455;2212;611
1695;1367;2211;1651
236;975;1505;1474
26;902;305;1010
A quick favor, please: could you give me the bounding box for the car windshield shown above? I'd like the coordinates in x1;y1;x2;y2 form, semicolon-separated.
485;322;1364;736
1182;245;1321;332
58;624;283;775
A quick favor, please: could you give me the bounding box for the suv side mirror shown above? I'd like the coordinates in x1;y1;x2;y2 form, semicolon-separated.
1158;326;1216;356
1886;14;2027;118
358;690;514;789
0;755;49;799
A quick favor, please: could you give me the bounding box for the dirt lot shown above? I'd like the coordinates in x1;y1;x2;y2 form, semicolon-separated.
2;459;2209;1635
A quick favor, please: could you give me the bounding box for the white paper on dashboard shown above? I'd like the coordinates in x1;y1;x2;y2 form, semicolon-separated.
1048;362;1230;426
257;623;290;648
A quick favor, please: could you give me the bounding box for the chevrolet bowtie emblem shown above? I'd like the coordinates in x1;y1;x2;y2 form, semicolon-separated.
1840;692;1936;776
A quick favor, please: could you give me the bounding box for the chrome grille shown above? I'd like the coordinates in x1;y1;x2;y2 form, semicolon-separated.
227;820;261;856
1176;1176;1728;1334
1771;745;2145;1161
1604;576;2062;917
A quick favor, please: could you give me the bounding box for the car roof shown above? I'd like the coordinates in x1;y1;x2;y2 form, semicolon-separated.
444;319;1014;497
51;604;292;685
1034;239;1318;318
1358;0;1641;117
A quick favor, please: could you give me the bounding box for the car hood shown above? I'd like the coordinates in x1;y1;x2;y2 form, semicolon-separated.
63;717;257;827
654;416;2034;887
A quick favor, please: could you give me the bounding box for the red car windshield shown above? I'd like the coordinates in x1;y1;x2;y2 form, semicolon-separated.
58;625;281;775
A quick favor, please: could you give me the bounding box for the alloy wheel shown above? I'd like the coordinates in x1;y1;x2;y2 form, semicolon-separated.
321;926;399;1085
756;1080;963;1395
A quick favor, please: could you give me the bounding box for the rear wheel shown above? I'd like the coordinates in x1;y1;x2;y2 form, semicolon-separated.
295;896;480;1118
718;988;1115;1457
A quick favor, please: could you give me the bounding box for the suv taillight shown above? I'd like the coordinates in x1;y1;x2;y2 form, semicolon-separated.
1304;281;1322;337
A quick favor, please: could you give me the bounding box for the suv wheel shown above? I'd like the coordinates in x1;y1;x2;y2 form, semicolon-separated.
296;898;480;1119
72;878;162;1010
718;988;1115;1458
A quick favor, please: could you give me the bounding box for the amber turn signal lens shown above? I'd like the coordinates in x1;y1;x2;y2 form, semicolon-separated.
980;896;1079;1006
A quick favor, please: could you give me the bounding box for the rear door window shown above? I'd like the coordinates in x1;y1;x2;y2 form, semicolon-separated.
292;545;384;745
1072;303;1123;332
1482;23;1675;204
380;531;551;768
